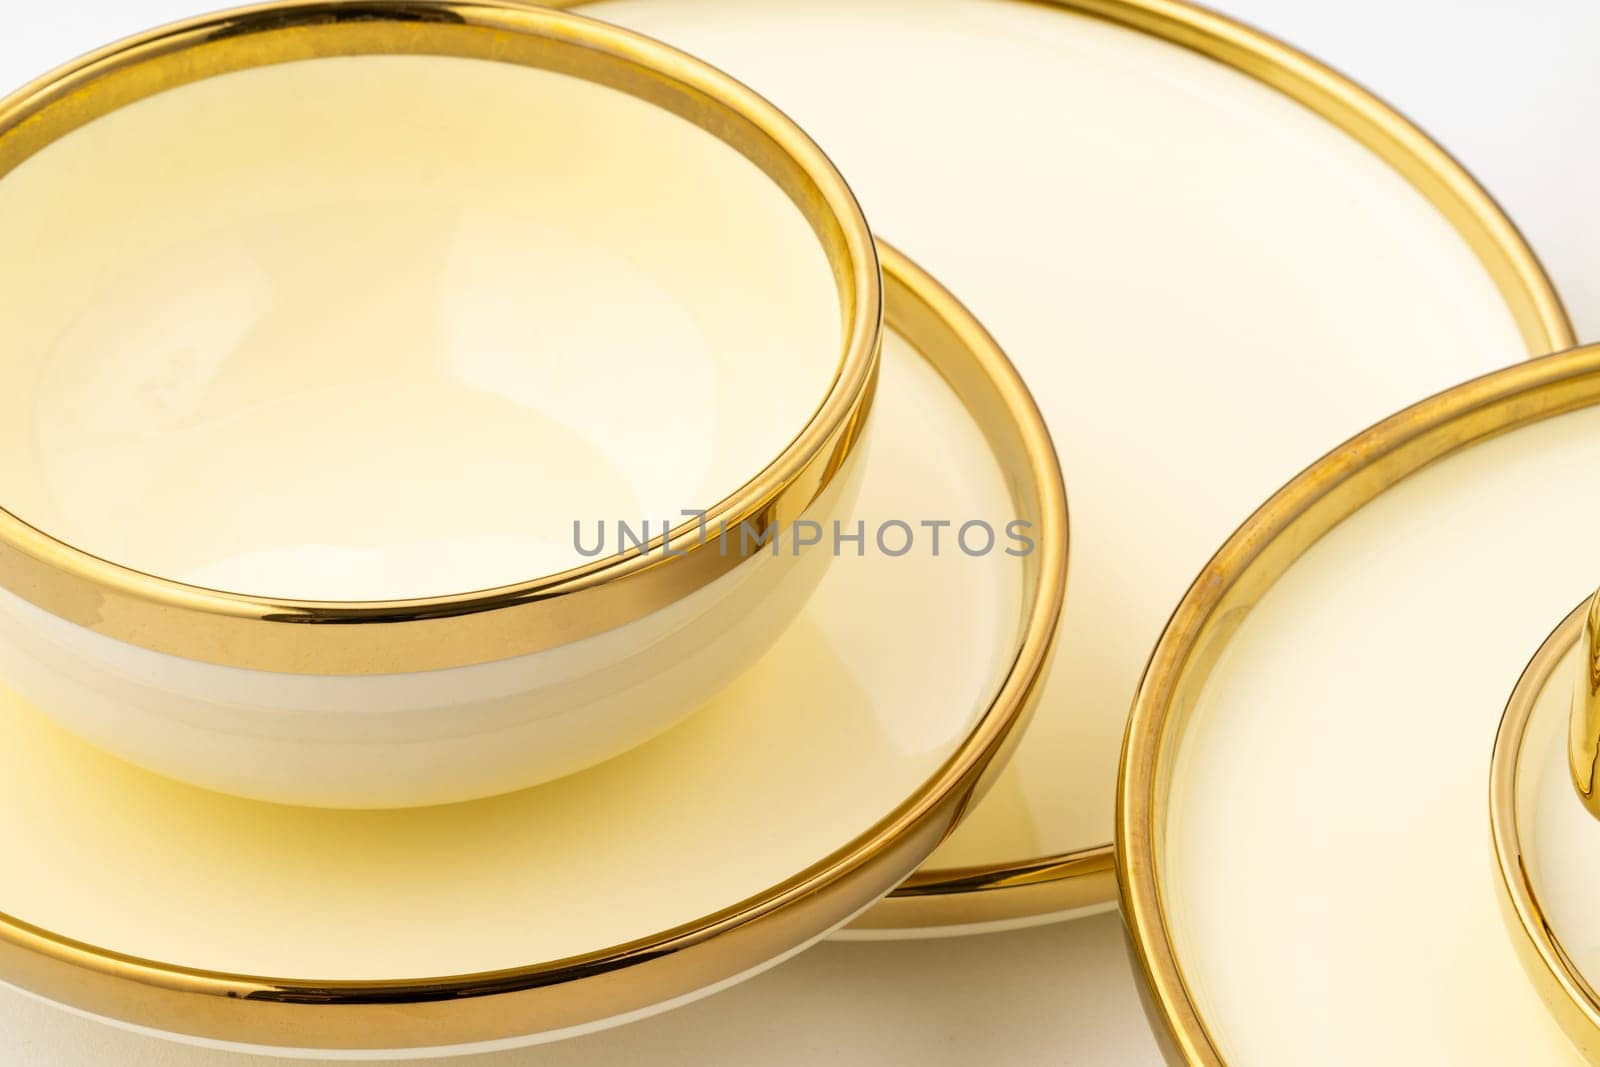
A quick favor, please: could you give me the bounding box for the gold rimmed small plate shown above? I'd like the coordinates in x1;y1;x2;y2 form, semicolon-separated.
557;0;1573;935
0;245;1066;1059
1119;344;1600;1065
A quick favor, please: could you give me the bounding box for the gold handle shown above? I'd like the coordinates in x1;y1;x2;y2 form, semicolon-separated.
1571;589;1600;815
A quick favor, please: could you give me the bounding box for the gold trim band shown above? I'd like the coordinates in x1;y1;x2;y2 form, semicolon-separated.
0;0;882;674
0;241;1067;1055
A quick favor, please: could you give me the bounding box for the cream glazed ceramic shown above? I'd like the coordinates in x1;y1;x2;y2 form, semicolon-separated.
0;526;844;809
568;0;1572;933
1116;347;1600;1065
0;4;881;808
0;246;1065;1058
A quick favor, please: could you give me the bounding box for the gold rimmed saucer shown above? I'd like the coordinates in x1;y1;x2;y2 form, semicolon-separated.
1118;344;1600;1064
0;244;1065;1058
559;0;1574;935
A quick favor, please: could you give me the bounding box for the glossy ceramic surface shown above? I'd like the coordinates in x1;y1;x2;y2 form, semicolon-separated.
1119;345;1600;1065
1;53;842;602
0;2;881;806
0;246;1064;1057
568;0;1572;932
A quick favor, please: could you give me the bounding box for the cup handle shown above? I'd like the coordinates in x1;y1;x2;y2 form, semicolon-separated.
1571;590;1600;815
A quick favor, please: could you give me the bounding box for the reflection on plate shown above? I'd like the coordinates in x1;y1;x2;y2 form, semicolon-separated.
570;0;1572;933
1121;345;1600;1065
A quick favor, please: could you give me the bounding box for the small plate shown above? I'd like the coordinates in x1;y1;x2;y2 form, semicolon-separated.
0;245;1065;1059
566;0;1574;934
1120;344;1600;1065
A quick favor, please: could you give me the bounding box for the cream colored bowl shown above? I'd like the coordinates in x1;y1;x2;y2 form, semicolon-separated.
0;1;880;808
0;243;1064;1059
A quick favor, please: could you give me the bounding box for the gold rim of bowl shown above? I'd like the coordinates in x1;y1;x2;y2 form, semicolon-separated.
1118;343;1600;1065
0;0;883;674
1491;600;1600;1061
0;240;1068;1055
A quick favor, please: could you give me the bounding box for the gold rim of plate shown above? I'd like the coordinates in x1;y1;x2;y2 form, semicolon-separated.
1491;600;1600;1061
0;240;1069;1055
552;0;1576;933
0;0;883;675
1118;340;1600;1063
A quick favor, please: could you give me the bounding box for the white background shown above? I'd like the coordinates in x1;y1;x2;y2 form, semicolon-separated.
1;1;1597;1063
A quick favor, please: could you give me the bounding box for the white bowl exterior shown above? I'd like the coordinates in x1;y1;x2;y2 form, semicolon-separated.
0;452;862;808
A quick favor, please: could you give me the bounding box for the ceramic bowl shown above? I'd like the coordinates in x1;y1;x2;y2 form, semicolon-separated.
0;0;880;808
0;243;1066;1058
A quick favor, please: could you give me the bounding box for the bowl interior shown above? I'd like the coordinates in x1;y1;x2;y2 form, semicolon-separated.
0;53;842;600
